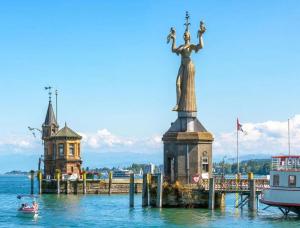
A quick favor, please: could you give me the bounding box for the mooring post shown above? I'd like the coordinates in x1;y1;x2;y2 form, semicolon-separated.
148;174;152;206
248;172;254;181
37;170;42;194
108;171;113;195
156;173;163;208
248;173;256;212
220;193;226;208
142;173;149;207
66;180;70;194
83;170;87;194
56;170;61;195
30;170;34;195
129;173;134;208
209;177;215;210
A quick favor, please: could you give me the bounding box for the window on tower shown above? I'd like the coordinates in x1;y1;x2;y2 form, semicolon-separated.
202;156;209;173
69;144;75;156
52;144;56;160
59;144;64;157
44;147;48;156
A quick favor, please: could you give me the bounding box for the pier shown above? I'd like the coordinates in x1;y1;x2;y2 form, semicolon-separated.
140;173;268;210
37;176;142;194
33;169;268;211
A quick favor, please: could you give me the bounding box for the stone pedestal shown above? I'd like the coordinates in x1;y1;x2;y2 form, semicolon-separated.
162;112;213;184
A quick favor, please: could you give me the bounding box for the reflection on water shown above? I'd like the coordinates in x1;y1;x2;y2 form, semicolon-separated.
1;176;300;227
159;208;213;226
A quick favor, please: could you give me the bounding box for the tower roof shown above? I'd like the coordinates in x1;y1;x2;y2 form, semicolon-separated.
53;123;82;139
44;101;58;127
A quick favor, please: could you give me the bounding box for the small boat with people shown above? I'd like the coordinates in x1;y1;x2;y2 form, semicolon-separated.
260;155;300;215
17;195;39;216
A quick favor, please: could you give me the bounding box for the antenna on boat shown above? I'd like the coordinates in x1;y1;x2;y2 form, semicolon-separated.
288;118;291;156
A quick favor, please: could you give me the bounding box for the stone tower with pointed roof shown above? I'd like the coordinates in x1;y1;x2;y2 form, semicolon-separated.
42;101;83;179
42;100;59;140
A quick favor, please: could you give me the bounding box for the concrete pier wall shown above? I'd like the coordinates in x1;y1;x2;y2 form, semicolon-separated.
42;179;142;194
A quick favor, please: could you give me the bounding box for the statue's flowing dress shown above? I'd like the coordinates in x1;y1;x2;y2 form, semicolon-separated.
177;46;197;112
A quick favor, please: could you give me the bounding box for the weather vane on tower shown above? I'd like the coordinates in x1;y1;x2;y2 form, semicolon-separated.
44;86;52;102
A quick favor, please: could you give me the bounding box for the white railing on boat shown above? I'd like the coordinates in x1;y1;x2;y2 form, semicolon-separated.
272;156;300;171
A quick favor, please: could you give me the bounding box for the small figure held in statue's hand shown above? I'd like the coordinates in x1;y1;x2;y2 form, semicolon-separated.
167;27;176;44
198;21;206;38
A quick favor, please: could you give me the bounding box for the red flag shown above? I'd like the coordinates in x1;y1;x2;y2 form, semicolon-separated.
237;118;244;132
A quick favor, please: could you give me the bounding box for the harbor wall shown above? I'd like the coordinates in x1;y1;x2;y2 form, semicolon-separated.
149;182;222;208
41;179;143;194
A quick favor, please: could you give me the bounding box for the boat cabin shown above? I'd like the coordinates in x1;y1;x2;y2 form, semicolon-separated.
260;155;300;215
270;156;300;188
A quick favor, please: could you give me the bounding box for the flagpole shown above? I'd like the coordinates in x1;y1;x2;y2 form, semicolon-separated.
288;118;291;156
237;118;239;175
235;118;239;208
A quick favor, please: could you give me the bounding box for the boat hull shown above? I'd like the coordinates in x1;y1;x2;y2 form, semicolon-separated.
261;188;300;215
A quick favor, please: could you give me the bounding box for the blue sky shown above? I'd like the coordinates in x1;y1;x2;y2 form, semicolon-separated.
0;1;300;172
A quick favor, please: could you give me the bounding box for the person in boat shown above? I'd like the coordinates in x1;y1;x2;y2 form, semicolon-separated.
32;201;38;210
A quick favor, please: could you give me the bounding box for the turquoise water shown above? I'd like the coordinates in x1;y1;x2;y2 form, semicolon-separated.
0;176;299;227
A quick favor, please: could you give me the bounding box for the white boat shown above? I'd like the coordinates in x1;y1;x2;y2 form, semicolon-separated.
260;155;300;215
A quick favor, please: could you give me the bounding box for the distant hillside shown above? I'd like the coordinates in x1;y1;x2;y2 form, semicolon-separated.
4;170;29;176
214;158;271;175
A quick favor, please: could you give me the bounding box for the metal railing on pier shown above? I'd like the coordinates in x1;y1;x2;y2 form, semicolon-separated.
200;177;269;193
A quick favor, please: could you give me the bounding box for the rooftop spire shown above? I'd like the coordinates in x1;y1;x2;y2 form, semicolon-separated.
44;101;57;126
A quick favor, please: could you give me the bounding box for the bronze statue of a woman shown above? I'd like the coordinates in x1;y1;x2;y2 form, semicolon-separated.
167;12;206;113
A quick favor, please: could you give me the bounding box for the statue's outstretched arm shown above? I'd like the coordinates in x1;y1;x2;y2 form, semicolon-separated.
192;21;206;52
167;27;180;55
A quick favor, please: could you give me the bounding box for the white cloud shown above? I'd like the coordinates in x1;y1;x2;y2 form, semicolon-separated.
80;129;162;153
0;133;40;153
0;129;162;155
214;115;300;157
3;115;300;157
